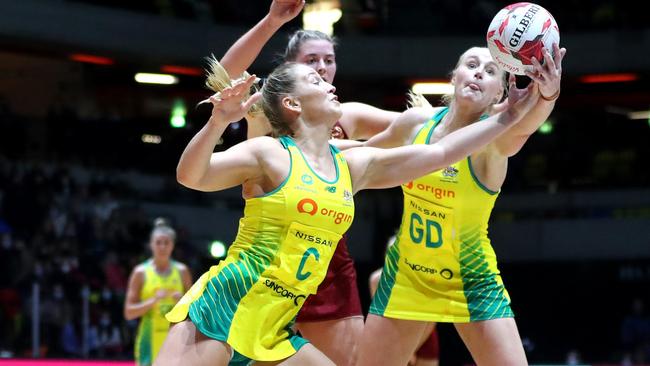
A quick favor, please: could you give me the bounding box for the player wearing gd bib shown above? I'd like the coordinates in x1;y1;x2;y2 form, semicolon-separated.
166;136;354;364
370;107;512;322
358;46;565;366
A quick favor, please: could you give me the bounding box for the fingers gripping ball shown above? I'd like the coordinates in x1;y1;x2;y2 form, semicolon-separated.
486;3;560;75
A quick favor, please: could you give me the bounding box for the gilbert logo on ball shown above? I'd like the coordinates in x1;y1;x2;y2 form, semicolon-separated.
486;2;560;75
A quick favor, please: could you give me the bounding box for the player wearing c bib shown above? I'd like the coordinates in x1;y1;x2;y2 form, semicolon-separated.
370;107;512;322
166;136;354;364
217;4;399;363
296;121;363;324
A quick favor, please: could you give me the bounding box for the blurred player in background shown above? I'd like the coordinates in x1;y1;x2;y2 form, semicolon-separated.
124;218;192;366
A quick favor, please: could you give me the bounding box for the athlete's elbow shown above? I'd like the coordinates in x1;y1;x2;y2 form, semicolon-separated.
123;308;136;321
176;169;201;190
496;135;529;157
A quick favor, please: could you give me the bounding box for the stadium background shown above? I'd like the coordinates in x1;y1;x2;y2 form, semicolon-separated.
0;0;648;365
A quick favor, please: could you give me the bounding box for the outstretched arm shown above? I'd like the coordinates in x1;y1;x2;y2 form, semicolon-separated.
494;43;566;157
177;76;264;192
361;106;441;149
338;102;400;140
220;0;305;78
345;82;539;192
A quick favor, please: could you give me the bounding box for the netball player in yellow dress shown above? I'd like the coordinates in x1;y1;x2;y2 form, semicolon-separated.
357;45;566;366
124;220;192;366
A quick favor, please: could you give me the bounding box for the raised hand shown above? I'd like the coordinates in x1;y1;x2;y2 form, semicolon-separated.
525;43;566;101
494;74;540;124
207;74;262;125
268;0;305;26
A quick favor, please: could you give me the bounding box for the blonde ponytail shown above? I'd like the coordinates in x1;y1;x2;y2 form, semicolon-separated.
203;55;263;117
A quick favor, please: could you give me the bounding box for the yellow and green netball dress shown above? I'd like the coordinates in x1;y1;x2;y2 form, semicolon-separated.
370;107;513;323
166;136;354;364
135;259;184;366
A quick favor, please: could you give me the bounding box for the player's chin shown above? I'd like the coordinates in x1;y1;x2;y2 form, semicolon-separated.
331;104;342;118
457;90;483;104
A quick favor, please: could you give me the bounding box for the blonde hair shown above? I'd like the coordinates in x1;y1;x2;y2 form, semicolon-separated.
204;55;263;117
151;217;176;242
261;63;302;137
407;91;435;111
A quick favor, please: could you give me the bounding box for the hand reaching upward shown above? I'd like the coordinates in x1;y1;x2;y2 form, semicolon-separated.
268;0;305;27
205;74;262;125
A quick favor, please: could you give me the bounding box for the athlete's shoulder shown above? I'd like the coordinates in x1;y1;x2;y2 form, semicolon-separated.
238;135;286;159
242;134;275;145
394;107;432;129
172;261;190;272
247;135;284;150
403;106;445;124
129;263;147;282
134;261;149;273
387;107;442;143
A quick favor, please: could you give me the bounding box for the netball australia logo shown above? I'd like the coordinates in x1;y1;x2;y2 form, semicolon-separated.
441;166;459;184
442;166;459;178
301;174;313;185
343;189;352;202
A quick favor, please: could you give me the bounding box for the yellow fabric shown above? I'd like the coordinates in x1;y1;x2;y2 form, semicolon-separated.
166;136;354;361
372;109;512;323
134;260;184;366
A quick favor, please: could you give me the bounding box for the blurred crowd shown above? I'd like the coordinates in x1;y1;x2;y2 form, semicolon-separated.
0;155;195;359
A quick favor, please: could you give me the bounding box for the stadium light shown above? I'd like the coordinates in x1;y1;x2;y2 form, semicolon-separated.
141;134;162;144
627;110;650;120
161;65;203;76
135;73;178;85
69;53;114;65
538;120;554;134
210;240;227;258
170;99;187;128
580;73;638;84
411;82;454;95
303;0;342;36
